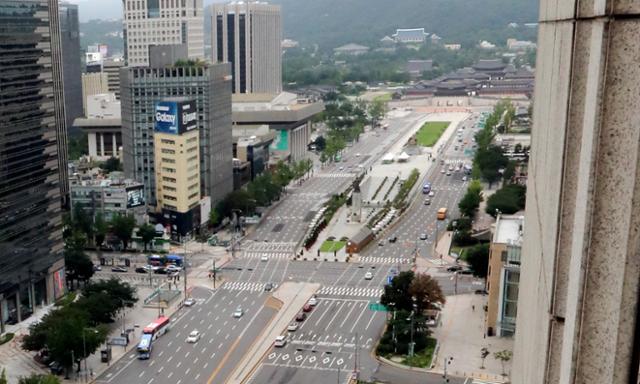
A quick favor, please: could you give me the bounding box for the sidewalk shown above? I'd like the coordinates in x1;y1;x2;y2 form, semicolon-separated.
227;282;320;384
431;294;513;382
415;230;454;273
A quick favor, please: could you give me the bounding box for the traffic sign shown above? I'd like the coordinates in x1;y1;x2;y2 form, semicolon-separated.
386;276;393;285
368;303;388;312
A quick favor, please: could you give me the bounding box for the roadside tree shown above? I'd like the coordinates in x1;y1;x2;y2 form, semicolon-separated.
137;224;157;251
465;243;490;278
408;273;445;313
380;271;415;312
111;214;136;250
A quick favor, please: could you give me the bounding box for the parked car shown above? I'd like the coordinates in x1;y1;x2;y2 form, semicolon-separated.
111;266;128;273
184;298;196;307
447;265;462;272
303;304;313;312
186;330;200;343
308;297;318;306
233;307;244;318
274;335;287;347
93;265;102;272
49;361;64;375
378;240;385;246
295;312;307;322
287;323;298;332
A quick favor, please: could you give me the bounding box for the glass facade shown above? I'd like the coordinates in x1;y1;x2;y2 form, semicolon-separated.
0;0;67;328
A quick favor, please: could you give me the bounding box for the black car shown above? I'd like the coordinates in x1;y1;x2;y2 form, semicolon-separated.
154;267;167;274
388;236;398;243
135;267;149;274
264;283;274;292
459;269;474;275
446;265;462;272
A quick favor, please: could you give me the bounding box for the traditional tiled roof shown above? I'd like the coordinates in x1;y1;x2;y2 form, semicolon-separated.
473;59;506;71
393;28;428;42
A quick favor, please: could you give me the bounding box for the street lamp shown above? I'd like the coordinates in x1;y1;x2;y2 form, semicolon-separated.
82;328;98;382
407;298;417;358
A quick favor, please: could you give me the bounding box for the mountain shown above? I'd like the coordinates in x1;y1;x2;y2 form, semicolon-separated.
269;0;538;48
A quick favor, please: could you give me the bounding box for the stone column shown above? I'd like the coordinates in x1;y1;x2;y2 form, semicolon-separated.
100;132;105;157
513;2;640;383
113;132;118;156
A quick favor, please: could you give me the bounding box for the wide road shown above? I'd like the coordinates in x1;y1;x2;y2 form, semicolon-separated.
96;286;276;384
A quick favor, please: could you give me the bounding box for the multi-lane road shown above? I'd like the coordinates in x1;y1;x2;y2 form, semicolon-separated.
97;109;484;384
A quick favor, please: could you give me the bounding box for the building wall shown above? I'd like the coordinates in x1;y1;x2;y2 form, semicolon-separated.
154;130;200;213
59;2;83;131
512;2;640;383
211;2;282;94
102;59;123;98
120;64;232;206
486;242;506;335
122;0;204;67
0;0;67;328
82;73;109;115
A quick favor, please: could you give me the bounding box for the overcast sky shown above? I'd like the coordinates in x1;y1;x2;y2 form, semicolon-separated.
65;0;221;22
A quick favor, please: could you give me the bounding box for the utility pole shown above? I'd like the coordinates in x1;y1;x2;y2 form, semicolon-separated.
183;239;188;301
454;271;458;295
212;259;216;289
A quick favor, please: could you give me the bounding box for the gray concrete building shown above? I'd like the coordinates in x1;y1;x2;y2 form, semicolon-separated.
103;58;124;98
211;1;282;94
512;1;640;383
74;93;122;161
120;63;233;207
59;2;83;131
0;0;68;331
122;0;204;67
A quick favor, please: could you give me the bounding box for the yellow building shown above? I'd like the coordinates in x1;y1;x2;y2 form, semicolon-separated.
153;98;201;240
485;214;524;337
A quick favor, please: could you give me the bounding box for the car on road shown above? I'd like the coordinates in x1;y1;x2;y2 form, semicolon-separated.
308;297;318;306
429;190;435;197
287;323;298;332
459;269;474;275
166;264;182;273
338;166;344;171
184;298;196;307
378;240;385;246
295;312;307;322
355;153;361;157
447;265;462;272
424;198;431;205
440;169;446;174
233;307;244;318
264;283;274;292
462;176;468;181
111;266;128;273
186;330;200;343
303;304;313;312
364;271;373;280
446;171;451;176
419;233;428;240
260;254;269;262
454;146;459;151
388;236;397;243
274;335;287;347
135;265;151;274
93;265;102;272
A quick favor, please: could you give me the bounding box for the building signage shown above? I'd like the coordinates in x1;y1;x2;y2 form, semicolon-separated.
126;186;146;208
155;99;197;135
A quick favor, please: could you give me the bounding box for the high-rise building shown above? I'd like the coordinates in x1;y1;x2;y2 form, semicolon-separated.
0;0;68;332
103;58;124;98
153;98;201;240
81;72;109;114
512;1;640;382
211;2;282;94
120;63;233;208
59;2;83;131
122;0;205;67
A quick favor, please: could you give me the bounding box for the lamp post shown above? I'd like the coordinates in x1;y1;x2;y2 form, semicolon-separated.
82;328;98;382
408;298;417;358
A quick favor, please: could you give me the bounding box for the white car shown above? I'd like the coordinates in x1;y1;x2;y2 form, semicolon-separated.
233;307;244;318
308;297;318;306
420;233;428;240
287;323;299;332
186;330;200;343
274;335;287;347
166;265;182;273
260;254;269;262
364;272;373;280
429;191;435;197
440;169;446;174
184;298;196;307
355;153;361;157
462;176;468;181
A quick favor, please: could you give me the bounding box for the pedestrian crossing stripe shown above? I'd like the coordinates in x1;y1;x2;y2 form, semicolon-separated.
241;252;292;260
220;281;277;292
244;242;297;252
315;173;354;178
358;257;412;265
317;286;384;298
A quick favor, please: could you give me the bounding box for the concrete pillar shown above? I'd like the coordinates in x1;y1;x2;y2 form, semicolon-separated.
100;132;105;157
113;132;118;156
513;2;640;384
88;132;98;158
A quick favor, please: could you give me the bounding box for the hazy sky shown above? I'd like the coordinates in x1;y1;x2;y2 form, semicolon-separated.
66;0;221;22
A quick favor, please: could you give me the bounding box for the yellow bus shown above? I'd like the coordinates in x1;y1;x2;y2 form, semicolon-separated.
437;208;448;220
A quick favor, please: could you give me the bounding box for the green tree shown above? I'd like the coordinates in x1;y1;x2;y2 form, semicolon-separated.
18;374;61;384
100;157;122;173
137;224;156;251
72;203;93;242
319;152;328;165
408;273;445;314
464;243;490;278
64;231;94;289
475;146;508;188
368;99;387;127
111;214;136;250
458;180;483;218
93;212;108;249
485;184;526;216
209;208;220;227
380;271;415;312
494;350;513;376
0;368;7;384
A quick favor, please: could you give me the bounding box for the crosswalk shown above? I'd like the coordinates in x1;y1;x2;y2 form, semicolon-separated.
317;286;384;298
316;172;354;178
220;281;277;292
358;257;412;265
241;251;292;260
243;241;297;253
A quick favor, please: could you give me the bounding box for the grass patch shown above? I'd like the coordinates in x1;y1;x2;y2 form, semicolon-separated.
401;337;437;368
416;121;450;147
55;291;77;307
450;246;474;260
373;93;392;103
0;332;14;345
319;240;346;253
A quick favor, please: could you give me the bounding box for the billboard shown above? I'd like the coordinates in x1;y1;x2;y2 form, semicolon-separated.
126;186;146;208
155;100;197;135
270;130;289;151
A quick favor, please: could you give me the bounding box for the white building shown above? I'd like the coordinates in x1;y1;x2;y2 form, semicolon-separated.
122;0;205;67
393;28;428;44
73;93;122;161
211;1;282;94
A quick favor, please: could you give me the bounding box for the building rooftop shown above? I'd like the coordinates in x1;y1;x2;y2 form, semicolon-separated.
473;59;507;71
406;60;433;73
334;43;370;52
493;215;525;246
393;28;428;41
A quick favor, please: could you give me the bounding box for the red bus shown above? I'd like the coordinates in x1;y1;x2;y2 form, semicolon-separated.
143;316;170;340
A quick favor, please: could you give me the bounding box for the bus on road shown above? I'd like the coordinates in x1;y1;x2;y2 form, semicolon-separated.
437;207;448;220
137;333;153;360
143;316;171;341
